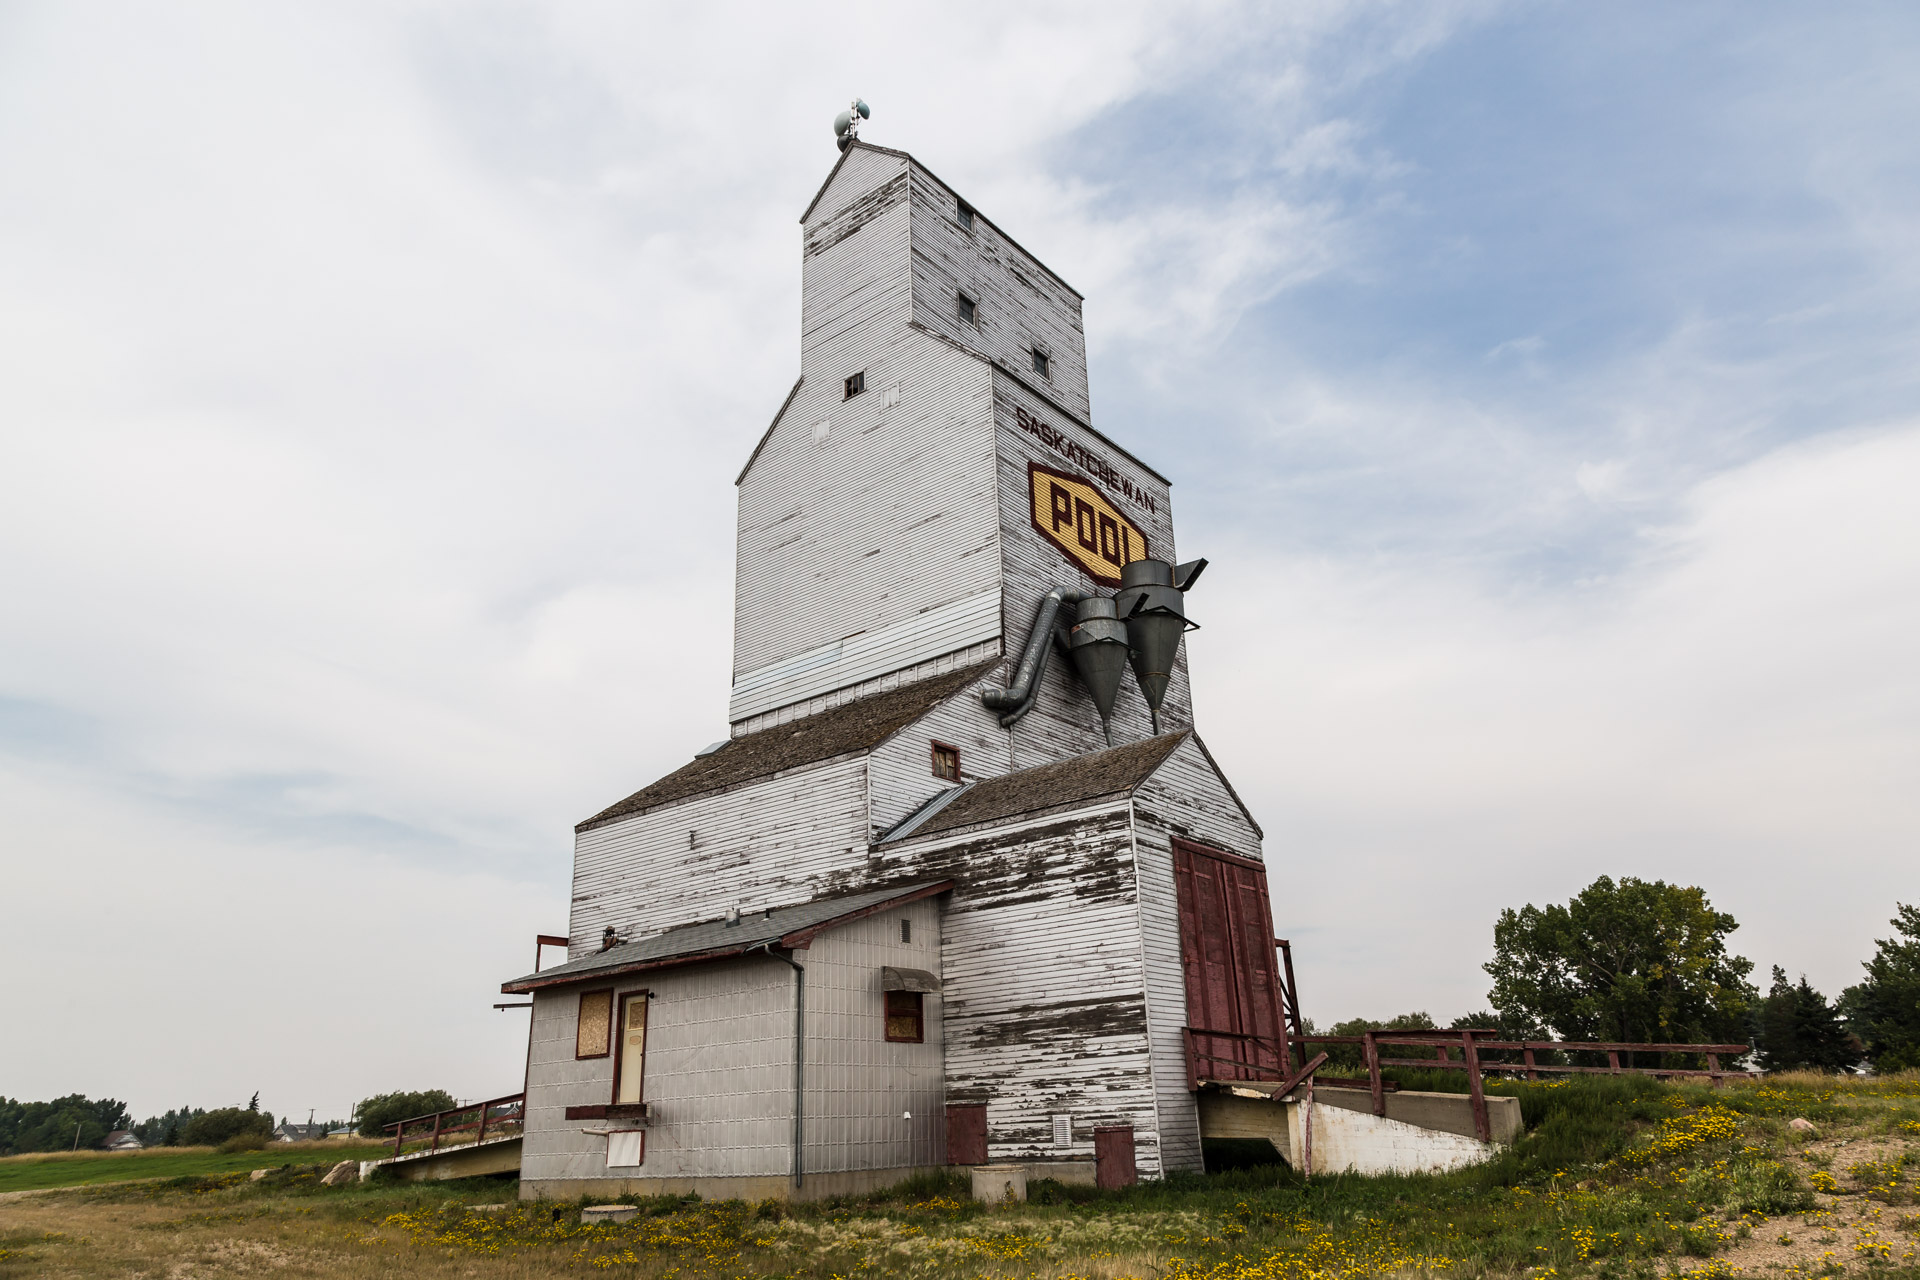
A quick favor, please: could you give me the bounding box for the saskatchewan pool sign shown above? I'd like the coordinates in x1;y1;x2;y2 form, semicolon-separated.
1028;462;1150;588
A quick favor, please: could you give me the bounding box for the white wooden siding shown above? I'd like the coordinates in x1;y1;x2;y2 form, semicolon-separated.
878;804;1166;1176
1132;735;1262;857
732;329;1000;690
864;669;1013;838
732;638;1002;737
730;589;999;723
571;758;871;956
907;162;1092;421
991;369;1195;767
1129;814;1204;1174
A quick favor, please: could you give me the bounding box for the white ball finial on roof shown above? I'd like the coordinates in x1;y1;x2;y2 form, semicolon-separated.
834;98;870;151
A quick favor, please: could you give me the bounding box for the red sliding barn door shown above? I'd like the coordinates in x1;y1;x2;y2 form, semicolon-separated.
1172;838;1288;1081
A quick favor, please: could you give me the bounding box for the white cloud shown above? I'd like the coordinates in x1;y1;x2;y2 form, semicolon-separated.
1197;424;1920;1023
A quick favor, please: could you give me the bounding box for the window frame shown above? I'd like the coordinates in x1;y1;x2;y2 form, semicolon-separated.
956;293;977;327
843;370;866;400
957;202;975;232
885;989;925;1043
930;740;961;781
575;988;614;1060
1031;347;1051;379
609;990;650;1105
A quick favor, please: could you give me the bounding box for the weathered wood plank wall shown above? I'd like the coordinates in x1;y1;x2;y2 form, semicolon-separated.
882;805;1166;1176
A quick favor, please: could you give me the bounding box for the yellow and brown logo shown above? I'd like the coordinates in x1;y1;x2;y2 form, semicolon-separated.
1028;463;1150;587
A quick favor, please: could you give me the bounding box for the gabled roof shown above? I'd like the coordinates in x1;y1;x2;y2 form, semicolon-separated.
576;660;1000;834
884;731;1190;843
501;880;952;993
800;140;912;224
800;141;1081;298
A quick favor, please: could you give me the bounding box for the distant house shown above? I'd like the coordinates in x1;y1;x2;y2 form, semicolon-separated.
103;1130;142;1151
273;1123;329;1143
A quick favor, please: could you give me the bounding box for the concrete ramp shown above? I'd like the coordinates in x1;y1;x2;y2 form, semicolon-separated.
366;1135;522;1182
1197;1086;1520;1176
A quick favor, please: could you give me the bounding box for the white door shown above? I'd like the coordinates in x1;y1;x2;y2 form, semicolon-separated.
615;994;647;1105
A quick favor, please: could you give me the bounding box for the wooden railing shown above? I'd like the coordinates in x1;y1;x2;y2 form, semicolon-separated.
383;1092;525;1158
1187;1026;1755;1145
1295;1031;1756;1085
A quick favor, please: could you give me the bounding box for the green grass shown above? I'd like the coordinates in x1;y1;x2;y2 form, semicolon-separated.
8;1075;1918;1279
0;1141;389;1193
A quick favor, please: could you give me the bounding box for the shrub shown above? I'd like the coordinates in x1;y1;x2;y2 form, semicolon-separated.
217;1131;270;1154
354;1090;456;1139
181;1107;273;1148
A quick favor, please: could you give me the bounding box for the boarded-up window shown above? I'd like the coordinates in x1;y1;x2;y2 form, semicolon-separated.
1173;839;1287;1080
885;990;924;1042
576;990;612;1059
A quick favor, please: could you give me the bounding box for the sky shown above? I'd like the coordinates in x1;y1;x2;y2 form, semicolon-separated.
2;2;1916;1123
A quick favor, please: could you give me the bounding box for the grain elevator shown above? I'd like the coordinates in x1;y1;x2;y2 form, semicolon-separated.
502;136;1286;1200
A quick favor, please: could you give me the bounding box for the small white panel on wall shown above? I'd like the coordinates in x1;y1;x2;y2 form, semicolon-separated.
607;1129;645;1168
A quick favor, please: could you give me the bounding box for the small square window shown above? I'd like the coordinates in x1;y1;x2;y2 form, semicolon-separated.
958;202;974;231
843;371;866;399
886;990;924;1043
1031;349;1050;378
901;917;912;944
931;741;960;781
956;294;976;326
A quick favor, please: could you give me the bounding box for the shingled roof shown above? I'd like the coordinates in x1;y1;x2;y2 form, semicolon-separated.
501;880;952;993
886;731;1190;843
577;660;1000;834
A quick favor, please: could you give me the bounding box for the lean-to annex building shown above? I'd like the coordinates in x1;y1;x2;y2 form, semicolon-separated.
502;140;1289;1201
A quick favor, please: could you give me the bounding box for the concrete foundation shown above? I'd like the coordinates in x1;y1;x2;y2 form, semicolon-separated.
518;1163;946;1203
1197;1088;1522;1175
1315;1088;1523;1144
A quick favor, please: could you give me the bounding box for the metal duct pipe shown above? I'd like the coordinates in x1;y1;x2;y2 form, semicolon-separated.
759;944;806;1189
1114;559;1200;735
1066;596;1129;746
980;586;1086;728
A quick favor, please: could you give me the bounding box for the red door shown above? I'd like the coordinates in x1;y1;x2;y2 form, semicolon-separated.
1173;839;1287;1081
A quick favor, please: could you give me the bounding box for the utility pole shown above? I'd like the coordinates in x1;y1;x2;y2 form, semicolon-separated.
71;1121;82;1151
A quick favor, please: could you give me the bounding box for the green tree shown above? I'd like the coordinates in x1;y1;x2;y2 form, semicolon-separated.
0;1095;131;1154
354;1090;456;1139
1839;904;1920;1073
1485;876;1757;1063
133;1106;202;1147
1754;967;1859;1072
180;1107;273;1147
1319;1011;1437;1070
